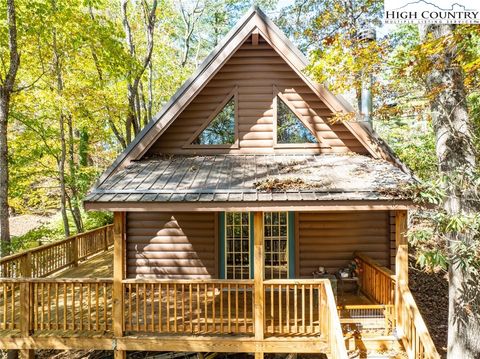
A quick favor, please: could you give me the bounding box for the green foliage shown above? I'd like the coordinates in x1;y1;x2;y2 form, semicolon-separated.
83;211;113;230
4;210;113;255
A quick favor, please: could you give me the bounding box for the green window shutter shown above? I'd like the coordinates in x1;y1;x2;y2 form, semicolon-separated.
219;212;225;279
249;212;254;279
288;212;295;278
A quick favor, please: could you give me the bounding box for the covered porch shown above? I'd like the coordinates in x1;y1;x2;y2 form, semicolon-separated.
0;218;402;358
0;226;397;359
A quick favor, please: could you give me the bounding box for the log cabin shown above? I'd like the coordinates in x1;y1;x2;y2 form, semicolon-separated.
0;7;440;359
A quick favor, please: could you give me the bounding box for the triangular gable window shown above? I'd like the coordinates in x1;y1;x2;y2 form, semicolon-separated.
192;98;235;145
277;97;317;144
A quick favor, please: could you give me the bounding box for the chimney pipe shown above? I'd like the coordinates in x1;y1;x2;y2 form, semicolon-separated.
357;26;376;130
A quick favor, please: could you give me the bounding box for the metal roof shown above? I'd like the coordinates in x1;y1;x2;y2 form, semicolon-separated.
84;154;414;205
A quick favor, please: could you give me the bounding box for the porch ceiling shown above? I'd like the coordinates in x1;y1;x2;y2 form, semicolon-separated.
84;154;415;209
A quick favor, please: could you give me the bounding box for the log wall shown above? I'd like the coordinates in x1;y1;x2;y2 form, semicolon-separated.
297;211;391;276
126;212;217;279
148;35;367;155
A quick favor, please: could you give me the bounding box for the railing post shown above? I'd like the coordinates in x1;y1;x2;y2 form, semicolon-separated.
253;212;264;359
19;281;31;334
19;281;34;358
72;236;79;267
21;252;32;277
113;212;126;359
104;226;109;252
395;210;408;331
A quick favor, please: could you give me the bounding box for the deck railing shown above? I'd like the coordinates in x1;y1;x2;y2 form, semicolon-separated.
355;252;396;305
0;277;347;357
323;279;349;359
263;279;328;336
0;224;113;278
0;278;113;335
397;281;440;359
355;252;440;359
122;279;254;335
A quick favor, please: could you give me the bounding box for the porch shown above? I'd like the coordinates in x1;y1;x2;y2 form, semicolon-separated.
0;248;389;356
11;248;380;336
0;216;438;359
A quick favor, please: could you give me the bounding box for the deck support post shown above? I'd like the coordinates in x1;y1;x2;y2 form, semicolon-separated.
113;212;126;359
253;212;264;359
394;210;408;330
19;281;34;359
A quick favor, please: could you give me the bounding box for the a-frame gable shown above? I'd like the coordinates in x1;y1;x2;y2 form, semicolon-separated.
149;35;353;155
95;7;404;188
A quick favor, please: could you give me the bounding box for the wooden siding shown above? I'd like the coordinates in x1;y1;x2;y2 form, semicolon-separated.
148;36;367;156
126;212;217;279
297;211;390;276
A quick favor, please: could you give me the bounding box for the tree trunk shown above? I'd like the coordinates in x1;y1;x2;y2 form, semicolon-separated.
52;0;70;237
1;3;20;357
0;93;11;256
121;0;158;144
0;0;20;257
423;24;480;359
57;114;70;237
67;115;83;233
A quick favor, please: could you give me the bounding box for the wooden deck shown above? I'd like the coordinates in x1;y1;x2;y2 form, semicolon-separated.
0;248;380;341
53;250;113;278
53;249;373;305
0;224;439;359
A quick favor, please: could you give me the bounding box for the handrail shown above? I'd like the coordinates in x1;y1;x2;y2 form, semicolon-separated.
263;278;330;285
323;280;349;359
355;252;396;280
0;224;113;278
0;277;113;283
123;278;253;284
397;280;440;359
355;251;396;305
355;252;440;359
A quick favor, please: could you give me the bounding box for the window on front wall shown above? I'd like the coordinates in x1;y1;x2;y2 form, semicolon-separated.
192;97;235;145
276;96;318;144
264;212;289;279
225;212;250;279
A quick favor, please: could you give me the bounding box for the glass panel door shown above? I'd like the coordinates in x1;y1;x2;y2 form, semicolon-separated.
264;212;289;279
225;212;250;279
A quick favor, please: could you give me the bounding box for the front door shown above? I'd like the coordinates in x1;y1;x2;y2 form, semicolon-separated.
222;211;293;279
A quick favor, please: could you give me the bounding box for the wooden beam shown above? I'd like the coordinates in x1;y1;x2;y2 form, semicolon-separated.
253;212;264;358
395;210;408;329
252;29;259;46
84;200;413;213
0;336;329;353
395;210;408;285
113;212;126;358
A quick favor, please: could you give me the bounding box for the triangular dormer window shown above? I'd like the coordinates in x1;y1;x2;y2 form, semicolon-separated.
189;92;237;146
276;96;318;144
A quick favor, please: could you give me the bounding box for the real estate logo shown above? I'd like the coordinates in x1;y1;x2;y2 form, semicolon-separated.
384;0;480;24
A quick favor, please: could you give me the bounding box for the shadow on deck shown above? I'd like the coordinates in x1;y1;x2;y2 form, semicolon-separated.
53;249;113;278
